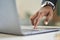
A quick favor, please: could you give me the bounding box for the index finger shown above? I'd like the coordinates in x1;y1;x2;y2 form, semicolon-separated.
34;12;45;27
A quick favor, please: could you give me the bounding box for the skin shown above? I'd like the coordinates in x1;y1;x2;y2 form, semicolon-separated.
30;6;53;29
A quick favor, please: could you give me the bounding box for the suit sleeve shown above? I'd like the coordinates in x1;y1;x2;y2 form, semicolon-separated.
41;0;57;10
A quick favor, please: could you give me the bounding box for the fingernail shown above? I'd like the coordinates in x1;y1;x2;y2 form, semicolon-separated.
45;21;48;25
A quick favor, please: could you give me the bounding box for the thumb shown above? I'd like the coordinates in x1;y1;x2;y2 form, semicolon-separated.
44;10;53;25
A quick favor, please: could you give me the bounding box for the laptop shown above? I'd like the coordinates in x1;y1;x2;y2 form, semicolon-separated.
0;0;59;36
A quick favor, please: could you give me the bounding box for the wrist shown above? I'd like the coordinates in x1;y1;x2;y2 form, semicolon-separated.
43;4;53;10
44;5;53;10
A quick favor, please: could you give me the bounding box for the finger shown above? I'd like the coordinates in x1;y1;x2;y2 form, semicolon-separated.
34;12;45;27
44;10;53;25
30;11;39;25
47;10;53;21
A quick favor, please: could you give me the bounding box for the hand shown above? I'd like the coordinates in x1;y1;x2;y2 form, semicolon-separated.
30;6;53;29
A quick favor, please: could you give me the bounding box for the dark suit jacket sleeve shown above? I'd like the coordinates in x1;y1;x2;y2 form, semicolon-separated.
43;0;57;5
41;0;57;10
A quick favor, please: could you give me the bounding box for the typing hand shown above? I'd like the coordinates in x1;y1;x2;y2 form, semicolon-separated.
30;6;53;29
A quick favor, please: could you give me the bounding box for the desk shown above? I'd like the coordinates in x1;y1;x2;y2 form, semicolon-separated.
0;31;60;40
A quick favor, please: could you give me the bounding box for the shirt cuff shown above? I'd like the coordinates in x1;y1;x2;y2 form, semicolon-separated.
41;1;55;10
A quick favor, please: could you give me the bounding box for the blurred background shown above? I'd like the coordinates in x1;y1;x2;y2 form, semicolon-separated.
16;0;60;26
16;0;42;26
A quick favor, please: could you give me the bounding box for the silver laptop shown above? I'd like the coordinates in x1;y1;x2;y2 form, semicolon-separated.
0;0;59;36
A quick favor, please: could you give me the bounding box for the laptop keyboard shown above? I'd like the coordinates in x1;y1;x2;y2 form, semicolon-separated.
22;28;59;32
21;28;59;35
